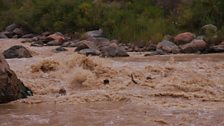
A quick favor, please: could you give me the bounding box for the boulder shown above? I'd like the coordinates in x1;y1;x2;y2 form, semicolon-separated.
0;53;32;103
146;44;157;51
87;37;111;48
74;41;91;51
82;29;103;39
5;23;18;32
55;47;67;52
74;40;98;51
174;32;195;45
74;40;129;57
2;31;14;38
0;32;8;38
180;39;207;53
46;41;63;46
3;45;32;59
144;51;164;56
30;42;44;47
61;41;71;47
12;35;19;38
13;28;25;36
47;32;65;43
78;48;101;56
22;33;35;38
207;42;224;53
62;40;79;47
100;43;129;57
41;31;52;36
30;40;45;47
156;40;180;54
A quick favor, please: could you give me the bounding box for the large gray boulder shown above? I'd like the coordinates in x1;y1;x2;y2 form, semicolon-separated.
100;43;129;57
0;53;32;103
83;29;103;39
3;45;32;59
156;40;180;54
5;23;18;32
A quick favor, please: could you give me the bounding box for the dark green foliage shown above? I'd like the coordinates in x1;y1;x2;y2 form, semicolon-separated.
0;0;223;43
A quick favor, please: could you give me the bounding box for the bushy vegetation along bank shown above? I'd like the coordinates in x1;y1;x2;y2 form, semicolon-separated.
0;0;224;43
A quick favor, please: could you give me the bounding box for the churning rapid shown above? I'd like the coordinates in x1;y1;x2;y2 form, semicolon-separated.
0;39;224;126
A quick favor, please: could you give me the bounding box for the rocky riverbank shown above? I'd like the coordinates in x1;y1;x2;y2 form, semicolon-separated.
1;24;224;59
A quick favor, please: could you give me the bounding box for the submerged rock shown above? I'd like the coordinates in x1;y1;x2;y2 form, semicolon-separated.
3;45;32;59
0;53;32;103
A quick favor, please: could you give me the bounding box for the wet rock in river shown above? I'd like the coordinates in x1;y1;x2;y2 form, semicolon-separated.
100;43;129;57
156;40;180;54
0;53;32;103
3;45;32;59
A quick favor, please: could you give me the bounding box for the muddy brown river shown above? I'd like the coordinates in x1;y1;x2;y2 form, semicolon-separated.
0;39;224;126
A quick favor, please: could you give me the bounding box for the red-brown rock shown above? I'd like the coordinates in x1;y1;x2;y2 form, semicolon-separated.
174;32;195;45
47;32;65;43
180;39;207;53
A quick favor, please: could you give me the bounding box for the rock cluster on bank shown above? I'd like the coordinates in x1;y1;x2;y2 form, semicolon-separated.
1;23;224;57
146;24;224;56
